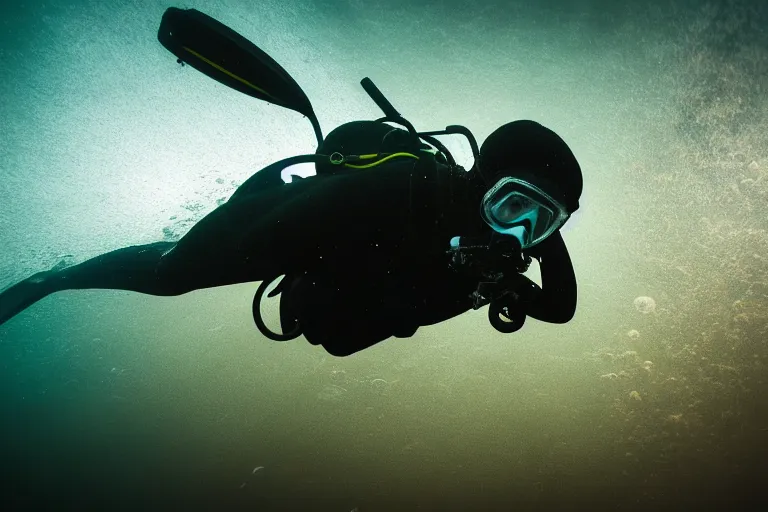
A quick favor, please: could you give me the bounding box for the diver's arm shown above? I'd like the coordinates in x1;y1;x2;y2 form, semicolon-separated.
520;231;577;323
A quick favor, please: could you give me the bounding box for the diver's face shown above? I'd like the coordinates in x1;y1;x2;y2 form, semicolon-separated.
493;195;528;223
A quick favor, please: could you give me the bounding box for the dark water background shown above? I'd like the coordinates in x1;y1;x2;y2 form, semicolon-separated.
1;0;767;510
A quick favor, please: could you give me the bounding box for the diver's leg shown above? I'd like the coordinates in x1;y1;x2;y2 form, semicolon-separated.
0;193;285;327
46;242;181;294
0;242;180;327
0;181;311;327
0;273;57;327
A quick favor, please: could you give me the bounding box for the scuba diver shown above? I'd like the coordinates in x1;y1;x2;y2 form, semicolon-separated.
0;8;583;357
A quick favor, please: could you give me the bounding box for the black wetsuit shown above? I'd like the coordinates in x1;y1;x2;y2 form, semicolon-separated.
0;121;577;356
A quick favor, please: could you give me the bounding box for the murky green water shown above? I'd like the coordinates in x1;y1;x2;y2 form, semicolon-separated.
2;0;767;510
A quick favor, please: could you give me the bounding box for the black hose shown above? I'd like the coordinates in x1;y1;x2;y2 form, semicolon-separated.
488;300;526;333
252;275;302;341
418;134;457;166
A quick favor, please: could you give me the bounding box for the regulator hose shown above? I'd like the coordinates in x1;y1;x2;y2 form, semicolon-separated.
488;298;526;334
252;275;302;341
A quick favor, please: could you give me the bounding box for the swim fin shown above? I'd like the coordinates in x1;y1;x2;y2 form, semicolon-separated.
0;271;56;327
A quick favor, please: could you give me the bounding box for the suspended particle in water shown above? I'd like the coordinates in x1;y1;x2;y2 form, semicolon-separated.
667;413;684;424
317;384;347;402
627;329;640;339
633;296;656;314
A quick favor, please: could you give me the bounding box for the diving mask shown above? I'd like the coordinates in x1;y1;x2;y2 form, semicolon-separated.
480;177;569;249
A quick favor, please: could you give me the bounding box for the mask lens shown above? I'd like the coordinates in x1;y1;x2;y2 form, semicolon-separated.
481;177;569;248
490;193;536;225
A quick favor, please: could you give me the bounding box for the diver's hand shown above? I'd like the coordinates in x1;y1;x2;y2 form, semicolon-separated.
524;231;563;261
522;230;577;323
